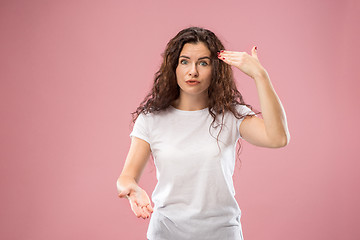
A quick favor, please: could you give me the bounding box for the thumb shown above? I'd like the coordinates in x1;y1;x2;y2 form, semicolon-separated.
251;46;258;59
118;189;130;198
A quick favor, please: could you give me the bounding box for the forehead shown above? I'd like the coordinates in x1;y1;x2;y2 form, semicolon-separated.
180;42;210;56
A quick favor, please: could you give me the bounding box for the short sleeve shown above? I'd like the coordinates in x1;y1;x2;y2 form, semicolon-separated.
236;105;257;139
129;113;150;144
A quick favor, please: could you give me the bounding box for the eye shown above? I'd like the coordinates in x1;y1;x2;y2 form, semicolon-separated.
199;61;208;66
180;59;188;64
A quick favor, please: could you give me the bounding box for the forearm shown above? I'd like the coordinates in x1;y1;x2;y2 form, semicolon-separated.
117;174;139;194
253;71;290;145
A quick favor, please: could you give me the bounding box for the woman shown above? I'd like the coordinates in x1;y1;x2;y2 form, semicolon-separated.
117;26;290;240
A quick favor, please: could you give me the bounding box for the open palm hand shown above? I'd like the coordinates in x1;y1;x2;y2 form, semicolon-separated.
218;46;267;79
119;185;153;219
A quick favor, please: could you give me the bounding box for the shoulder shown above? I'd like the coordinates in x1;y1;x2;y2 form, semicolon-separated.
136;107;172;122
234;104;256;116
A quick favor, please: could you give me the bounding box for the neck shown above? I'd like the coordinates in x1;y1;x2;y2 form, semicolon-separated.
172;92;209;111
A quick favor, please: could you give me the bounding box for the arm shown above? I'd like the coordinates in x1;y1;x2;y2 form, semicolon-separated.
240;71;290;148
218;46;290;148
117;136;153;219
119;136;151;183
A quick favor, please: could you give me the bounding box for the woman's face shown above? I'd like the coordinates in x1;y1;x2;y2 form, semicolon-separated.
175;42;212;98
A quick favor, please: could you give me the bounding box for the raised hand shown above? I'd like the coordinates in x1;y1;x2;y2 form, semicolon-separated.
217;46;267;79
118;182;153;219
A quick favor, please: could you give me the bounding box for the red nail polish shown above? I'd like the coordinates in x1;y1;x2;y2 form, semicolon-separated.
255;46;257;50
220;50;224;53
222;57;225;60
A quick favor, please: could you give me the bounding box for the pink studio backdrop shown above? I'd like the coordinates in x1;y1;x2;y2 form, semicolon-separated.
1;0;359;239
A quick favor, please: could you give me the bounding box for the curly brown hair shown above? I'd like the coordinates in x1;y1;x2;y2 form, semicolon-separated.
131;26;261;167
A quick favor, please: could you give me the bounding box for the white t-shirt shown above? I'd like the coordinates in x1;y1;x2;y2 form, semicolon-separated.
129;104;255;240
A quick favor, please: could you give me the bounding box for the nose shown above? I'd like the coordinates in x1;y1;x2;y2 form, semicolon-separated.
189;63;198;77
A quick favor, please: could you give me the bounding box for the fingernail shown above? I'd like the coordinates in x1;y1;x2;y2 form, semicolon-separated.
222;57;225;60
220;50;224;53
255;46;257;50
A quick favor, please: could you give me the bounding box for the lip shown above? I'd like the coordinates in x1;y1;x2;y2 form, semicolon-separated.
186;80;200;85
186;80;200;83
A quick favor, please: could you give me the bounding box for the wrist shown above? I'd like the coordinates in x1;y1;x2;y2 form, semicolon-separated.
253;69;269;81
117;175;138;191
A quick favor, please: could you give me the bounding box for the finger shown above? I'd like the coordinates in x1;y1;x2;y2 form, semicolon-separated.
252;46;258;59
139;209;147;219
222;58;235;66
146;204;154;213
144;205;153;215
129;197;147;218
130;200;142;218
137;206;148;219
142;206;150;218
218;55;229;63
219;57;234;67
219;55;241;61
219;50;241;54
133;198;150;219
219;55;239;67
118;190;130;198
218;51;243;57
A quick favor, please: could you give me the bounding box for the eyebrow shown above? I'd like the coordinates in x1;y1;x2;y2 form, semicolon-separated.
179;55;211;61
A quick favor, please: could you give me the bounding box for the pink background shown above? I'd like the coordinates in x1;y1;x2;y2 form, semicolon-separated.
1;0;359;239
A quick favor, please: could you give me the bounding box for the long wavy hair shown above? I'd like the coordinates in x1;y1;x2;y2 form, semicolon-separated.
131;26;261;167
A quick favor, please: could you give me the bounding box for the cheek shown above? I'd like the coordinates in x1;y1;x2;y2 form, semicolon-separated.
205;70;212;83
175;67;182;79
175;69;184;86
206;79;212;88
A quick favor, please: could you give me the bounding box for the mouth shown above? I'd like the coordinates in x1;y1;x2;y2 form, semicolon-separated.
186;80;200;83
186;80;200;85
